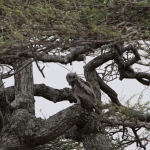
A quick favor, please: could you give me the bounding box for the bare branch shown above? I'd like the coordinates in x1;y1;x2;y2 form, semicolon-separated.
1;60;34;79
132;128;146;150
18;46;92;64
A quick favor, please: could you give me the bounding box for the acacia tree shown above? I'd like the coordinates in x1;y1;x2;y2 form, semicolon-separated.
0;0;150;149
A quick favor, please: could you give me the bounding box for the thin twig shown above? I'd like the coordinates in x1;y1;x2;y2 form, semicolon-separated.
2;60;34;79
32;48;45;78
56;63;71;72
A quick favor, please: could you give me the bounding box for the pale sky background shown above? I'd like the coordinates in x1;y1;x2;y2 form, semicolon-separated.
3;58;150;150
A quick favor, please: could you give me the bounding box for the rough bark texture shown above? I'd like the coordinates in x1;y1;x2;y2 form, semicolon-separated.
0;60;150;149
0;75;4;132
0;1;150;149
0;59;112;149
0;59;35;147
0;111;3;133
82;133;112;150
11;59;35;114
0;105;81;148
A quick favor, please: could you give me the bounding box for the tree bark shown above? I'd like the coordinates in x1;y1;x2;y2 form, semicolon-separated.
0;58;149;149
11;58;35;114
82;133;112;150
0;59;35;147
0;59;112;149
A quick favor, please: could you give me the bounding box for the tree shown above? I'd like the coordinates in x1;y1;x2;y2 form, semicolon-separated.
0;0;150;149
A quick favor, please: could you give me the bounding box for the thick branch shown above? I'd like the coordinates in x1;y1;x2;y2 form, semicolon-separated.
84;45;136;106
34;84;76;103
124;46;141;67
112;45;150;85
82;133;112;150
97;74;122;106
114;46;150;85
18;46;91;64
2;84;150;123
85;45;133;70
24;105;82;146
84;54;122;105
136;78;150;86
1;85;75;105
11;59;35;114
0;105;82;147
84;69;102;107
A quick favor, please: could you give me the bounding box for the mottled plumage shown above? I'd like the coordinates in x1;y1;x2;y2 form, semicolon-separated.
66;72;97;112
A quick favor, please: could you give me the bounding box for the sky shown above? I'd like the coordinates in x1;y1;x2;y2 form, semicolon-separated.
3;59;150;150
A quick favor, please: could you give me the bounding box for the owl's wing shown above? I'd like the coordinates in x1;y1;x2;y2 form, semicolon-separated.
79;77;92;88
74;82;96;105
78;77;95;97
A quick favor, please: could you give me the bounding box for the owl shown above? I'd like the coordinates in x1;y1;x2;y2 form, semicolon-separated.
66;72;97;112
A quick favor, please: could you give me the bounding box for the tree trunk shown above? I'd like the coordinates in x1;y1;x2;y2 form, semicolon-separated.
0;59;112;149
11;58;35;114
82;133;112;150
0;59;35;147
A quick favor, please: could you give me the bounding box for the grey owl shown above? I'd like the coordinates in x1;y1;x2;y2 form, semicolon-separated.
66;72;98;112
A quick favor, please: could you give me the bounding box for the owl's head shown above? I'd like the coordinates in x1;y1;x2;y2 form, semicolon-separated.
66;73;78;85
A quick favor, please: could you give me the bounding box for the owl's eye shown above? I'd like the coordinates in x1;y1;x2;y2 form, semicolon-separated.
68;76;71;79
73;76;75;78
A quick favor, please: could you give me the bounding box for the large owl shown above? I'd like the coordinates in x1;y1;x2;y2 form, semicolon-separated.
66;72;98;112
